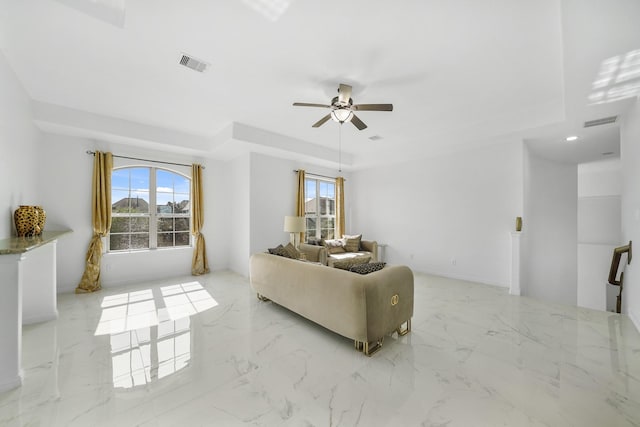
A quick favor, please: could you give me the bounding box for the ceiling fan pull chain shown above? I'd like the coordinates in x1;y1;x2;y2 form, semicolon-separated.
339;124;342;173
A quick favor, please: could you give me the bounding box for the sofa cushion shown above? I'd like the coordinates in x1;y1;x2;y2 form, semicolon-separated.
333;255;370;270
342;234;362;252
350;262;386;274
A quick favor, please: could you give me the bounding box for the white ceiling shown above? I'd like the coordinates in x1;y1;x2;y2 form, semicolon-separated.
1;0;639;170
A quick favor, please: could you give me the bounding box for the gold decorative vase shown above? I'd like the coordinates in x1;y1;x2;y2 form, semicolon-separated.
35;206;46;234
14;205;45;237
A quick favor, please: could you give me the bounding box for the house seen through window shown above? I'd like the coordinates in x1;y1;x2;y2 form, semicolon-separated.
305;177;336;240
110;167;191;251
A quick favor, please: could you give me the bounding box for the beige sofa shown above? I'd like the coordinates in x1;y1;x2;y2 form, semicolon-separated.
249;252;414;356
299;240;378;267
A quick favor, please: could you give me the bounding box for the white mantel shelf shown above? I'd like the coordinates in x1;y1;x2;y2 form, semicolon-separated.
0;230;71;255
0;229;71;393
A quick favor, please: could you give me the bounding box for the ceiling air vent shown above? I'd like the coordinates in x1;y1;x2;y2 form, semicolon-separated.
584;116;617;128
179;53;209;73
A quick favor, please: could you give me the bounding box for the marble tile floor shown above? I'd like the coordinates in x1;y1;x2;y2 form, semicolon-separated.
1;270;640;426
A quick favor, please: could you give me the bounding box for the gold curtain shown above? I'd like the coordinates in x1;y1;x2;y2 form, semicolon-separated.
76;151;113;294
295;169;306;243
191;164;210;275
336;176;345;238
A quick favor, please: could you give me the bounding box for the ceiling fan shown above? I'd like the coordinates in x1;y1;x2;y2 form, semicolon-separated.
293;83;393;130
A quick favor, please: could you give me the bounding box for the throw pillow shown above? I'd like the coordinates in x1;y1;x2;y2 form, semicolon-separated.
350;262;386;275
323;238;346;254
342;234;362;252
333;255;371;270
327;246;346;254
283;242;301;259
268;244;294;258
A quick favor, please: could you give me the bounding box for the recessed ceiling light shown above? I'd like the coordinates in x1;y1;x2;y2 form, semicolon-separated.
566;135;579;142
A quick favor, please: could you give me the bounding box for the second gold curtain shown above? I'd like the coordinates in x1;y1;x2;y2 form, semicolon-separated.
191;164;210;275
295;169;306;243
336;176;345;238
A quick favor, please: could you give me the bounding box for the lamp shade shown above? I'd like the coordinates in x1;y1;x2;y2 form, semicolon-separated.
284;216;305;233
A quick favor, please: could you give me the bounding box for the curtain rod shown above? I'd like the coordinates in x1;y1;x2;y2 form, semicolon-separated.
86;151;204;169
293;170;345;181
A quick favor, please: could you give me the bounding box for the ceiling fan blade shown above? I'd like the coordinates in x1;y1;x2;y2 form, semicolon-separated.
353;104;393;111
293;102;331;108
338;84;352;104
312;114;332;128
350;114;367;130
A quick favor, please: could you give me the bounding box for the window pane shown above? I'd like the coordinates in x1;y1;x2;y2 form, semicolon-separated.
110;234;129;251
321;218;335;240
305;179;316;200
132;217;149;233
112;169;131;190
157;170;189;193
175;232;190;246
111;217;129;233
130;234;149;249
113;193;149;213
175;218;190;232
319;181;328;197
174;195;190;214
110;233;149;251
158;218;174;232
157;233;174;247
306;217;316;235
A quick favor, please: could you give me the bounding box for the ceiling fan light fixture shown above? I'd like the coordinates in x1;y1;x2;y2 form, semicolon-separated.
331;109;353;124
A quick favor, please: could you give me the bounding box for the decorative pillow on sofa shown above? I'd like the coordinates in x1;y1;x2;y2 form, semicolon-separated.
283;242;301;259
268;244;294;258
323;238;346;254
333;255;370;270
342;234;362;252
350;262;386;274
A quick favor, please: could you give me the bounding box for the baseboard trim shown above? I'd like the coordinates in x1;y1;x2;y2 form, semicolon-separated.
418;268;508;289
22;311;58;325
0;371;23;393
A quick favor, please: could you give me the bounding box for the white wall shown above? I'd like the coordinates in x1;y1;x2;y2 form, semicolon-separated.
225;151;352;277
523;146;577;305
577;159;621;311
621;98;640;331
249;153;296;257
37;133;230;292
228;154;251;276
0;51;40;239
350;140;523;287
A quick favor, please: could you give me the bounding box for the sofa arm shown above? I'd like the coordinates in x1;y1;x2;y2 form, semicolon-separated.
299;243;328;265
361;240;378;262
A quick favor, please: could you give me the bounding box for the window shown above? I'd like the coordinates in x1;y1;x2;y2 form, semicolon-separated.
110;167;191;251
304;177;336;240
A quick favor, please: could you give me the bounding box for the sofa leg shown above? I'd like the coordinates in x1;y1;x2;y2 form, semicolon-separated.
396;319;411;336
257;293;270;302
355;337;384;356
